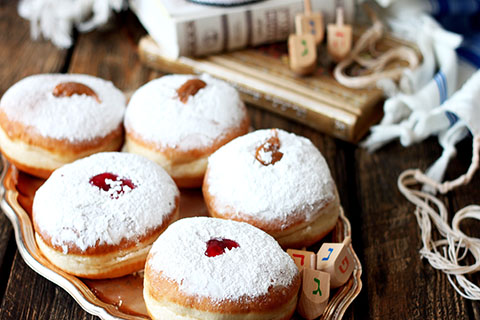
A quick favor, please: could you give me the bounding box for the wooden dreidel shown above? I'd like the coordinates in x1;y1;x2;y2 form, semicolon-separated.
316;237;354;288
288;33;317;75
295;0;324;45
287;249;316;270
327;7;352;62
297;269;330;319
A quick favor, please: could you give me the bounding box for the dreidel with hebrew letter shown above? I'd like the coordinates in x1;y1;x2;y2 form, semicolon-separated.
295;0;324;45
288;33;317;75
316;237;354;288
297;269;330;319
327;7;352;62
287;249;316;270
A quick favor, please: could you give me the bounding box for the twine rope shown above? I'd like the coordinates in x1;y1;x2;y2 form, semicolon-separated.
397;135;480;300
333;7;419;89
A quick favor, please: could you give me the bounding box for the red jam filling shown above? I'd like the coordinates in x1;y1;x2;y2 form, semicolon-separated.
205;238;240;257
89;172;136;199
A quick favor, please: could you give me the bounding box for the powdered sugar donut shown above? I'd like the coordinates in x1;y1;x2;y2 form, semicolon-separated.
144;217;300;320
124;74;249;188
33;152;180;279
0;74;126;178
203;128;340;248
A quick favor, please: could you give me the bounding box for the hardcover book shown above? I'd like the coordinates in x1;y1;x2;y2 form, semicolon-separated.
130;0;355;58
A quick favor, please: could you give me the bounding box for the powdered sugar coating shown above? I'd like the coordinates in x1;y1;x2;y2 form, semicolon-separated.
0;74;125;142
124;74;247;151
147;217;298;301
205;129;336;229
257;146;273;164
33;152;179;253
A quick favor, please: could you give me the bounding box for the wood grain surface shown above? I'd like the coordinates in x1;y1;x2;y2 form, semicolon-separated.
1;0;480;319
0;0;69;310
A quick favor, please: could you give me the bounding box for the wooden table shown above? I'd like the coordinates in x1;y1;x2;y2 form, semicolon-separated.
1;1;479;319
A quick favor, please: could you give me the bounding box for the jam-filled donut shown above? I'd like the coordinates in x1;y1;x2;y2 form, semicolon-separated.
203;128;340;248
0;74;125;178
32;152;180;279
124;74;249;188
144;217;300;320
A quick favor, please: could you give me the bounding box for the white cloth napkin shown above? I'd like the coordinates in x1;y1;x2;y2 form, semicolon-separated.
18;0;126;48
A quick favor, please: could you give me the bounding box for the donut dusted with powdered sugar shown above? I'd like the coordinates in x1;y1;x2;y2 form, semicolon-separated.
33;152;180;279
124;74;249;188
0;74;126;178
203;128;340;248
144;217;300;320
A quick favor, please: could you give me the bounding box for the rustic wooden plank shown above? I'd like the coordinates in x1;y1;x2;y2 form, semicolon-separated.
0;0;69;95
0;0;68;304
67;11;162;93
0;252;96;320
355;138;471;319
326;140;363;320
443;137;480;320
0;215;16;300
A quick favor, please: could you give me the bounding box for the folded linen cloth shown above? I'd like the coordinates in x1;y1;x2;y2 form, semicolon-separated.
18;0;126;48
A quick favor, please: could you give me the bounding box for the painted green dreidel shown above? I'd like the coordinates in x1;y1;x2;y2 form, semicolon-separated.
287;249;316;270
316;236;354;288
295;0;324;45
297;268;330;319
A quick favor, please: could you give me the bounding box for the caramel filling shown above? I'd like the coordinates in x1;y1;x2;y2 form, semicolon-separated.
176;79;207;103
255;129;283;166
53;82;101;103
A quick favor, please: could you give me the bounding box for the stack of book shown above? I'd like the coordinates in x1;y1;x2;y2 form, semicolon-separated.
129;0;355;58
132;0;416;143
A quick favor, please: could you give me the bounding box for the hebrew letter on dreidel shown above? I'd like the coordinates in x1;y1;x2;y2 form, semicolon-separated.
295;254;305;265
321;248;333;261
287;249;316;270
316;237;354;288
339;255;349;273
312;278;322;296
301;40;309;56
297;269;330;319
